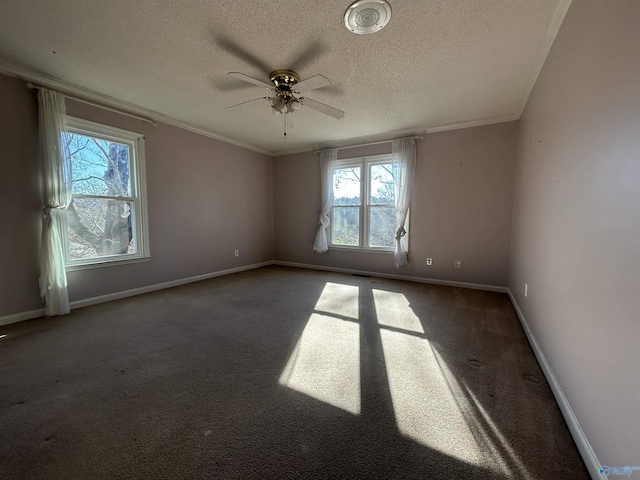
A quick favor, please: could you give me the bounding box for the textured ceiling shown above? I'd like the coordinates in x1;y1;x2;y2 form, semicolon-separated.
0;0;571;155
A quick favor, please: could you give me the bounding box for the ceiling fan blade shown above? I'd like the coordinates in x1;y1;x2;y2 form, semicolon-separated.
288;41;329;72
300;97;345;120
215;36;273;73
225;97;270;111
228;72;273;90
295;74;331;93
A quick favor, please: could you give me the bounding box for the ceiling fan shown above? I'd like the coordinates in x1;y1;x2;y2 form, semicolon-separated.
225;69;345;138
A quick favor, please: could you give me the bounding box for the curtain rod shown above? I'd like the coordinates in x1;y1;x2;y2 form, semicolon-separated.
313;135;423;154
26;82;157;126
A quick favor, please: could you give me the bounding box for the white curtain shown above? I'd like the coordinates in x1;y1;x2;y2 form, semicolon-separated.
313;148;338;253
38;88;72;316
392;137;416;268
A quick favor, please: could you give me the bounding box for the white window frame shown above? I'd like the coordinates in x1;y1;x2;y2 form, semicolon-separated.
64;116;150;270
329;154;397;253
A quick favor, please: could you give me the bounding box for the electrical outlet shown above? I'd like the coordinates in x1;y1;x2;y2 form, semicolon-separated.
524;283;528;297
426;258;432;266
234;250;239;257
454;260;461;269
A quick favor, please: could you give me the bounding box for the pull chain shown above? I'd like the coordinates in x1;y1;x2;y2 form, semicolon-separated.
282;111;287;139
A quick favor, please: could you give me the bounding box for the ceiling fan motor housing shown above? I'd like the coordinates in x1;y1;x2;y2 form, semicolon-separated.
269;70;302;114
270;70;300;91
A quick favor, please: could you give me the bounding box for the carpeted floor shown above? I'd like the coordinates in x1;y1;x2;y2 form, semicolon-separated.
0;265;589;479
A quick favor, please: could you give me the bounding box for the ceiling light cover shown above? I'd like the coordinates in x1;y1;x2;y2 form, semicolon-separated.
344;0;392;35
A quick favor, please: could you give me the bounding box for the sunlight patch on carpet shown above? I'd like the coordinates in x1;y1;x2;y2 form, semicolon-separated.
313;283;359;320
373;289;424;333
279;313;360;414
433;354;532;478
380;329;483;465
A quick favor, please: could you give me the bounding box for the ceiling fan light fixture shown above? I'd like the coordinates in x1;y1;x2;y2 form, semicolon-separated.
287;99;300;113
271;95;285;114
344;0;392;35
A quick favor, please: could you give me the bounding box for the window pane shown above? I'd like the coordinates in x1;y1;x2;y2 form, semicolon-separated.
332;206;360;246
370;163;395;205
333;167;361;206
67;133;131;197
67;198;135;260
369;205;396;247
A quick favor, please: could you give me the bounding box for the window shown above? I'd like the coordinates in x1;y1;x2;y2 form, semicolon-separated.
331;155;398;250
64;117;150;268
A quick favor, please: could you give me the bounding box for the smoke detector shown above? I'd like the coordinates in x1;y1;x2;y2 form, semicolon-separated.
344;0;392;35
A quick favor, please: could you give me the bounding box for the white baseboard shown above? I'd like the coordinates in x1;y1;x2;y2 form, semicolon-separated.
0;261;509;327
69;261;275;310
507;290;603;480
0;308;47;327
274;260;509;293
0;261;275;327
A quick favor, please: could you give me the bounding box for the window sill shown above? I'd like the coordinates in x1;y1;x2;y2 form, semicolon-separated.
329;246;394;254
65;255;152;272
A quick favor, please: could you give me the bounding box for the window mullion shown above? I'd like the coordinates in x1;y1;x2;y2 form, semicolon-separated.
72;194;136;202
360;158;369;248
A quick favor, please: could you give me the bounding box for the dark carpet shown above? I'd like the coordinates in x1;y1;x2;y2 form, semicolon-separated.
0;265;589;479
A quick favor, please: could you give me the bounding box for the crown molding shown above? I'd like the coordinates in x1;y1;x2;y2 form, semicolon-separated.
0;60;273;156
272;113;520;157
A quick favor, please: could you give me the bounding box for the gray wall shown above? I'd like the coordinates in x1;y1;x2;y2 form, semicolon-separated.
274;122;517;287
0;75;41;315
509;0;640;468
0;74;274;316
